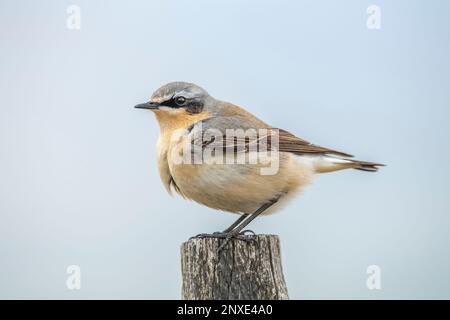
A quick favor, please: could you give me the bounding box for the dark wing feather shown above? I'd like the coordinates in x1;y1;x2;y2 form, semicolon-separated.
189;117;352;158
277;129;353;157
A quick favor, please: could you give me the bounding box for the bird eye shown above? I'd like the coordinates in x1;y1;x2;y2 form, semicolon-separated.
175;96;186;106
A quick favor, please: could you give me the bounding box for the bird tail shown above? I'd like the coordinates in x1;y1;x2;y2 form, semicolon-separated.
304;155;385;173
350;159;385;172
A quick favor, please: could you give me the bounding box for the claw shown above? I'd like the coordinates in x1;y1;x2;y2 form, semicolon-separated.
189;232;228;240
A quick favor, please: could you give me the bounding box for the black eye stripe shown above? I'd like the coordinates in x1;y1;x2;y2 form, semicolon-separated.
160;96;188;108
160;97;180;108
158;96;204;114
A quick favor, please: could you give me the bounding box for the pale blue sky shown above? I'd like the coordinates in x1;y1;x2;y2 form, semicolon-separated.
0;0;449;299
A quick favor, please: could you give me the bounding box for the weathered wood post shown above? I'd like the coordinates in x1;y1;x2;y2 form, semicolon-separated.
180;234;289;300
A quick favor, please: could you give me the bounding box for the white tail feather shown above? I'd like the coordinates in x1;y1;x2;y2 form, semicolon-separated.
296;155;383;173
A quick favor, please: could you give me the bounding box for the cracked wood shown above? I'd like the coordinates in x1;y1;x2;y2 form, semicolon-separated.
181;235;289;300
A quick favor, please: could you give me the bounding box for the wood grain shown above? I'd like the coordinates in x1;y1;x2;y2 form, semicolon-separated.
181;235;289;300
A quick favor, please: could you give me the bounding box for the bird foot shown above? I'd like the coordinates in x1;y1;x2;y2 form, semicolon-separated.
189;231;227;240
189;230;257;252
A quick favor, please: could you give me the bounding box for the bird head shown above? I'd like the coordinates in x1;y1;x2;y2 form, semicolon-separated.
135;82;213;116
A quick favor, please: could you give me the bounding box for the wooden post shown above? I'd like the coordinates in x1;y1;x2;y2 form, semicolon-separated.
180;234;289;300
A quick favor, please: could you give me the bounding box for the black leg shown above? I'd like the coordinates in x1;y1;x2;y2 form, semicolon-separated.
222;214;248;233
217;199;278;251
232;201;275;234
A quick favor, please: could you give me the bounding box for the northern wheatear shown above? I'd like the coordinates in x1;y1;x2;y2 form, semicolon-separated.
135;82;383;248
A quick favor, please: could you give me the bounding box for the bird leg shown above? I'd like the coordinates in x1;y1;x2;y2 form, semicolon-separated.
222;214;248;233
190;199;278;252
216;199;278;251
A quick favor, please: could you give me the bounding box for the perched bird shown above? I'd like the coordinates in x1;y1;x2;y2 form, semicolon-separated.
135;82;383;248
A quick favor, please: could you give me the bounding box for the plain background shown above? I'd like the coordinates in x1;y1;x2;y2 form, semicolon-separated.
1;0;449;299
